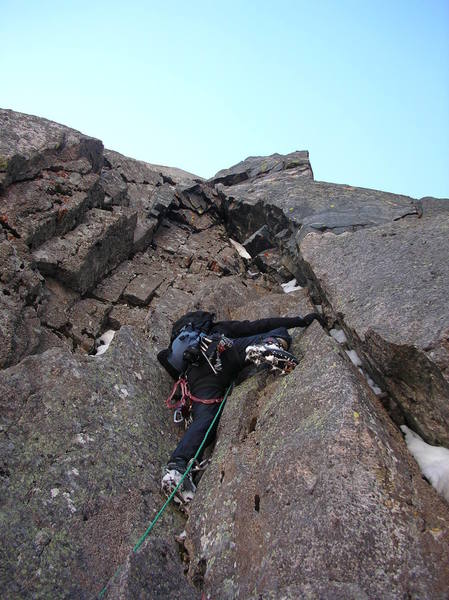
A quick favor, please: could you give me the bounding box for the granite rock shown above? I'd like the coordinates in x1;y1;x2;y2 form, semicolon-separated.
211;150;313;187
301;214;449;446
186;323;449;599
33;208;137;294
0;327;185;599
0;108;103;191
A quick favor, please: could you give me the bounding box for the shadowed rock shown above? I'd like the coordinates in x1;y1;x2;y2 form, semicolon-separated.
215;156;420;243
0;240;44;368
106;536;198;600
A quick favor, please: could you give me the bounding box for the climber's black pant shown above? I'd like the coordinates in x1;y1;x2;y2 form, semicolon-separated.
169;327;292;470
169;401;221;470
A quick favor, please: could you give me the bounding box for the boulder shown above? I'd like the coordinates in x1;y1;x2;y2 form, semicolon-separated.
33;208;137;294
186;323;449;599
0;327;186;599
300;214;449;446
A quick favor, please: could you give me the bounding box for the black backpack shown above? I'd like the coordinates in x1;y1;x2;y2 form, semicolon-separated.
167;311;215;373
170;311;215;342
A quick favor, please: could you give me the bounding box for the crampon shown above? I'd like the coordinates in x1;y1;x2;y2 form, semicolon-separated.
245;343;299;374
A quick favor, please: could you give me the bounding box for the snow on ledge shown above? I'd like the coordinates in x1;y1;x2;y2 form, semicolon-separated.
94;330;116;356
401;425;449;502
229;239;251;260
281;278;302;293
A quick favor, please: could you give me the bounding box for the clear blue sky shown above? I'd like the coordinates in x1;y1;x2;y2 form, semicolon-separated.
1;0;448;198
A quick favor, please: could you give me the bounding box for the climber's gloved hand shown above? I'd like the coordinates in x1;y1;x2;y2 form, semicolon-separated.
302;312;326;328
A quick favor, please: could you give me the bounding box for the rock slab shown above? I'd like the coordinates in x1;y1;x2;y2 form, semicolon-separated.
187;323;449;599
301;214;449;446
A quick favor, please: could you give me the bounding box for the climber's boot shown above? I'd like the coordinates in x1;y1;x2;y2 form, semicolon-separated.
161;463;196;508
245;337;299;373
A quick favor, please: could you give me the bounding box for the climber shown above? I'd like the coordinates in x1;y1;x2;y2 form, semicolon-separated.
157;310;325;507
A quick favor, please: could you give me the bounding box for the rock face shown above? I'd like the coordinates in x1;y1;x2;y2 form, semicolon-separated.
215;159;421;252
1;109;448;599
187;322;449;599
0;109;103;192
211;150;313;187
301;215;449;447
0;327;188;599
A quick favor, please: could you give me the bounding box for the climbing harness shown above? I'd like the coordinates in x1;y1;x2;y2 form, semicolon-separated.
166;376;224;424
97;382;233;599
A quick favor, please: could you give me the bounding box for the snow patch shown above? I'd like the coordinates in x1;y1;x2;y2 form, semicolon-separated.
401;425;449;502
229;238;251;260
281;279;302;293
366;374;383;396
51;488;59;498
345;349;362;367
95;330;116;356
330;328;348;345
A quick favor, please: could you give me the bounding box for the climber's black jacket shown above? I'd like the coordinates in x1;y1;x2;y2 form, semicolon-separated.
162;313;324;470
157;313;324;390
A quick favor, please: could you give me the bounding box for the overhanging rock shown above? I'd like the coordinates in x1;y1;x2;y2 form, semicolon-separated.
214;158;420;245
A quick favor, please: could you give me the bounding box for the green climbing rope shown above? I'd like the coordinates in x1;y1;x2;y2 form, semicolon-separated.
97;382;233;599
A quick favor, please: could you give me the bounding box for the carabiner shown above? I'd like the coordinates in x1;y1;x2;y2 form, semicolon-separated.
173;408;184;424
